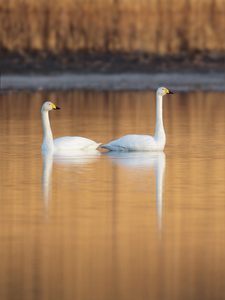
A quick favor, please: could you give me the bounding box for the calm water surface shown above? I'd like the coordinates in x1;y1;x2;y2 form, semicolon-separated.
0;90;225;300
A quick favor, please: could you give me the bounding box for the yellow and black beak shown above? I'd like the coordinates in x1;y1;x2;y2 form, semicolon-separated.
52;103;61;110
168;89;174;94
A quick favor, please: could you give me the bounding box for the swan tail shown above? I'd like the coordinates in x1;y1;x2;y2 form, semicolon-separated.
98;144;129;152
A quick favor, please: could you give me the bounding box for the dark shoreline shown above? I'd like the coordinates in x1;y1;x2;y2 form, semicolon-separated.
1;51;225;74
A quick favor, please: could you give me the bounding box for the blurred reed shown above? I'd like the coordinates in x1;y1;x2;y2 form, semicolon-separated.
0;0;225;55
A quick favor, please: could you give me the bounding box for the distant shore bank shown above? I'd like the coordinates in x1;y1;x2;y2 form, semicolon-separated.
1;51;225;75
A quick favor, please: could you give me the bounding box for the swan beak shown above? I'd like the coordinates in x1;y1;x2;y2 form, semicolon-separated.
168;90;174;94
52;103;61;110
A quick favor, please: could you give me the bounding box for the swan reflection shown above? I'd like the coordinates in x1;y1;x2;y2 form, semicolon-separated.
42;151;100;208
106;151;166;230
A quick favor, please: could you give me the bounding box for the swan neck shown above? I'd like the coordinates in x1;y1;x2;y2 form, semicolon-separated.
154;94;165;141
42;110;54;151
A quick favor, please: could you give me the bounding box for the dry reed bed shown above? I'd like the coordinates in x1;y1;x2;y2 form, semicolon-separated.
0;0;225;54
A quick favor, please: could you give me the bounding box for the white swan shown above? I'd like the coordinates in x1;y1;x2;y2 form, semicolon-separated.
100;87;174;151
41;101;101;154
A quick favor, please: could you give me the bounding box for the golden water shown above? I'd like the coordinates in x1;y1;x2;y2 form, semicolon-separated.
0;90;225;300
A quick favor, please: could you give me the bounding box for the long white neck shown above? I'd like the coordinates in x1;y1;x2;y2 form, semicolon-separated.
154;94;166;144
42;110;54;152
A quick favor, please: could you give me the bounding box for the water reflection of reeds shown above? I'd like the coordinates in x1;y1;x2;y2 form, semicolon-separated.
0;91;225;300
0;90;224;203
0;90;225;148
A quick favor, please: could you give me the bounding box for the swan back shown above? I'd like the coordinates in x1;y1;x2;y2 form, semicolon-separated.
101;134;162;151
53;136;101;153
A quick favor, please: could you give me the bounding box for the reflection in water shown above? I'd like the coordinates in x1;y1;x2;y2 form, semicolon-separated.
0;90;225;300
106;152;166;230
42;151;101;208
42;152;53;208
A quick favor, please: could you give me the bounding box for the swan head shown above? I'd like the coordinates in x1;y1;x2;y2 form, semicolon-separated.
41;101;60;112
157;87;174;96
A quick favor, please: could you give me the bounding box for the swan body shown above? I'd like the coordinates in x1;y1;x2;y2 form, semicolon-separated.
101;134;162;151
41;101;100;154
101;87;173;152
52;136;100;152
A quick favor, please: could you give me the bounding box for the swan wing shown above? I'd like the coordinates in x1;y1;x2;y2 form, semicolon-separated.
54;136;100;152
101;134;157;151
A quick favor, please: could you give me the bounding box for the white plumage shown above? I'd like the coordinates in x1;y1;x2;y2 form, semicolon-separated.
53;136;100;152
102;134;158;151
101;87;173;152
41;101;100;154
